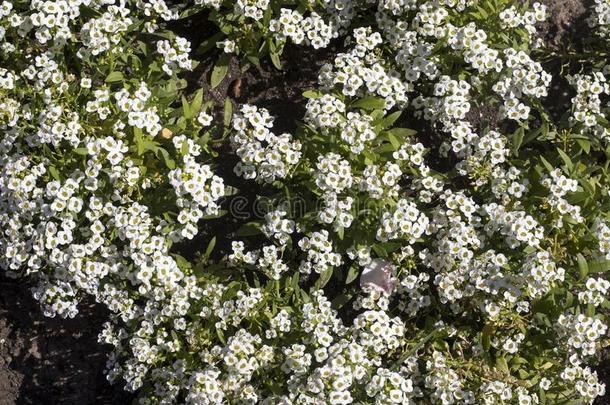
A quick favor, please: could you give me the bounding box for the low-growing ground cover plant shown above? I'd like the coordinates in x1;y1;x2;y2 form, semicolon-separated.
1;0;610;404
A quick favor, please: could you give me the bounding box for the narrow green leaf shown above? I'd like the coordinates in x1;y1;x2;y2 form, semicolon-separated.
576;253;588;280
211;54;230;89
351;96;386;110
346;264;360;284
224;97;233;127
196;31;225;55
191;89;204;115
48;166;60;180
512;127;525;153
557;148;573;171
204;236;216;259
105;71;124;83
317;267;333;288
303;90;323;99
589;260;610;273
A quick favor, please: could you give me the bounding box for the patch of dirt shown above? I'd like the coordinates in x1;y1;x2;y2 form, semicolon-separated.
193;41;341;133
0;277;132;405
538;0;591;49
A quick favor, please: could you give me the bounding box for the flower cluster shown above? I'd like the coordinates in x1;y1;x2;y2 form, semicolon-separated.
377;199;429;242
298;230;342;274
270;9;338;49
231;105;302;183
568;71;610;141
499;2;547;36
579;277;610;307
589;0;610;39
558;314;608;357
234;0;270;20
315;152;353;193
156;36;194;76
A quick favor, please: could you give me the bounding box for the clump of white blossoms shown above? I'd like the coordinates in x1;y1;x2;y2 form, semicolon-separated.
541;168;583;225
493;48;552;121
500;2;547;36
315;152;353;193
235;0;269;20
231;104;302;183
557;314;608;357
579;277;610;307
168;135;225;238
298;230;342;274
593;220;610;259
156;36;194;76
318;27;409;108
304;94;346;129
318;193;354;230
113;82;162;136
261;209;295;245
568;70;610;141
589;0;610;39
377;199;429;242
270;8;338;49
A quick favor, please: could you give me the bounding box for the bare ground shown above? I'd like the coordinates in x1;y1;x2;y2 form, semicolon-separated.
0;277;132;405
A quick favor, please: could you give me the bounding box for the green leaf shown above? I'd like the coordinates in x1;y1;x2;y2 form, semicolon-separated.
557;148;573;172
387;132;401;150
496;356;510;375
351;96;386;111
385;127;417;139
235;222;261;237
224;97;233;127
512;126;525;153
372;244;388;258
317;267;333;288
377;111;402;129
589;260;610;273
157;147;176;169
105;71;124;83
172;253;192;270
216;328;226;344
196;31;225;55
270;51;282;70
331;293;353;310
182;96;192;119
134;127;145;155
303;90;323;99
191;89;204;116
587;303;596;317
48;166;60;180
539;156;554;173
211;54;230;89
346;264;360;284
482;323;493;351
74;148;88;155
576;253;588;280
204;236;216;259
576;138;591;154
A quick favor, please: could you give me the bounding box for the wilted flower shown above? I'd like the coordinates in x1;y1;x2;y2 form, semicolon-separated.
360;259;397;295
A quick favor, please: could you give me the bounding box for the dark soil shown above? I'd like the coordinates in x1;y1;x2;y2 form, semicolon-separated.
0;277;132;405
